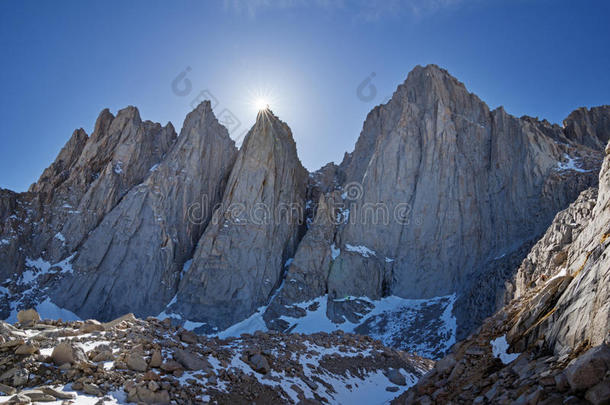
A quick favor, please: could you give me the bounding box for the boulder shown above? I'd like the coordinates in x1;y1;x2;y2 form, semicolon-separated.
564;345;610;391
79;320;104;333
172;348;211;372
20;390;55;402
16;309;40;326
179;330;197;344
149;349;162;368
5;394;32;404
385;368;407;386
82;382;102;396
585;379;610;405
40;386;76;400
0;368;28;387
248;353;270;374
51;342;87;366
14;343;38;355
127;386;170;405
126;352;148;372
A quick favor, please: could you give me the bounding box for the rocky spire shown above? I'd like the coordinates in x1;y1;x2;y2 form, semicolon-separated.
563;105;610;150
28;128;88;196
173;108;308;331
48;101;237;320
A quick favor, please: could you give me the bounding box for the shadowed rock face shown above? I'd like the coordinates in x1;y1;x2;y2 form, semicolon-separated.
0;106;177;283
173;109;308;331
48;102;237;320
340;65;599;304
396;141;610;404
509;141;610;355
264;65;606;340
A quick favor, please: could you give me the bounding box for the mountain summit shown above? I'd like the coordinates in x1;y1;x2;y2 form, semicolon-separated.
0;65;607;355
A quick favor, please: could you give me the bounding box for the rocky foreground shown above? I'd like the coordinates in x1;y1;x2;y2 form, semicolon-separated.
0;309;432;404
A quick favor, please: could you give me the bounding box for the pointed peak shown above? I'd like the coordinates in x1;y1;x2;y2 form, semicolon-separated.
255;107;280;124
90;108;115;141
180;101;217;131
164;121;176;134
71;128;89;141
405;64;465;90
191;100;214;115
115;105;142;123
177;100;235;150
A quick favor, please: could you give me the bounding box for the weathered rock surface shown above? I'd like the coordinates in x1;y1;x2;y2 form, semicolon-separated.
396;139;610;404
264;191;342;330
34;107;176;262
47;102;237;320
564;106;610;150
0;315;431;404
51;342;87;366
516;140;610;355
262;65;607;342
174;109;308;331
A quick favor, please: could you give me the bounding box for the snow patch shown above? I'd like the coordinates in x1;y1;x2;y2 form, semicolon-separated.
217;306;267;339
491;335;520;364
180;259;192;278
556;154;590;173
113;161;124;174
4;298;81;323
345;244;376;258
22;254;76;284
330;243;340;260
214;293;457;358
36;298;81;321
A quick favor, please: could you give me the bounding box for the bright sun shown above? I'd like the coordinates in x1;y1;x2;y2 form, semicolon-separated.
255;98;269;111
246;87;278;114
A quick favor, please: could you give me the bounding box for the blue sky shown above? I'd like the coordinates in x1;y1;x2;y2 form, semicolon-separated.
1;0;609;191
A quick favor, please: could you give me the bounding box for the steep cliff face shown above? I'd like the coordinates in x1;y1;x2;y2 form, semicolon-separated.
172;109;308;331
33;107;176;260
0;107;177;305
508;141;610;356
398;141;610;404
263;191;342;330
47;102;237;320
263;65;605;341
